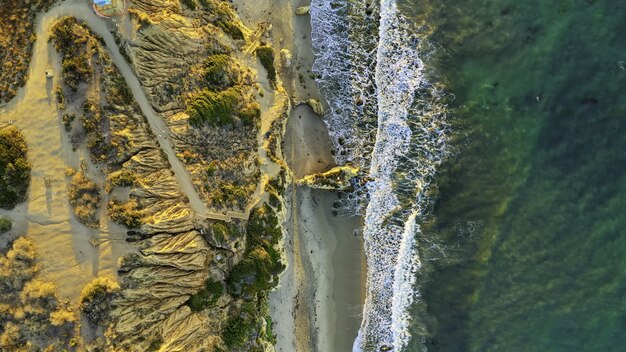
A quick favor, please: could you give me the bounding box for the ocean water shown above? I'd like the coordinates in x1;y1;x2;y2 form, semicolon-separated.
397;0;626;351
312;0;626;351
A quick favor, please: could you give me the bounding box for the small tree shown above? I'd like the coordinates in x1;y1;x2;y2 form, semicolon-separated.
0;216;12;233
79;277;120;325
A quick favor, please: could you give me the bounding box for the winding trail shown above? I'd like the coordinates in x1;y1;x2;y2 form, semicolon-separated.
34;0;209;216
37;0;269;223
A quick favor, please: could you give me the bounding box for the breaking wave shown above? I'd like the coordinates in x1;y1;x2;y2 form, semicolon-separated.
311;0;450;351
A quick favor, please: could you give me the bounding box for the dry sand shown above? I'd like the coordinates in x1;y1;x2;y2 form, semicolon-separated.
233;0;365;351
0;1;134;302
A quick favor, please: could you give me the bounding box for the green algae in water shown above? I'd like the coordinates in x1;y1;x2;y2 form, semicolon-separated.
398;0;626;350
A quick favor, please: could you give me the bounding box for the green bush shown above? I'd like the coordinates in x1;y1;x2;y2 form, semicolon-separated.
203;54;233;88
67;170;101;228
238;101;261;126
256;46;276;85
51;18;94;91
0;126;31;209
180;0;196;10
227;206;284;296
187;88;241;126
205;3;244;40
0;216;12;233
223;316;251;348
62;113;75;132
79;277;120;325
186;279;224;311
198;0;210;8
108;199;142;229
108;75;133;105
108;169;137;187
218;20;244;40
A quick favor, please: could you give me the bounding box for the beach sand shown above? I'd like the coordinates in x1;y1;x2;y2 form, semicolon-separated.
234;1;365;351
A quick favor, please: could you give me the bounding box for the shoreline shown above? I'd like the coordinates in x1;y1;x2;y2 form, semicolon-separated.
233;1;365;351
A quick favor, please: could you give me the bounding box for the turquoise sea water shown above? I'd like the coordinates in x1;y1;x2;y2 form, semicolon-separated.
398;0;626;350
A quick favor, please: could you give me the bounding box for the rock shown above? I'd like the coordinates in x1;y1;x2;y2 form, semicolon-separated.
307;98;324;115
295;6;310;15
297;165;360;191
280;49;292;68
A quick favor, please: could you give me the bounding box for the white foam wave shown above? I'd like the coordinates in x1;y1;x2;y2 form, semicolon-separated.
311;0;449;350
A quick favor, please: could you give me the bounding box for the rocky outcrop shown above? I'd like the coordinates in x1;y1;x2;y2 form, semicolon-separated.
307;98;324;115
297;165;360;191
295;6;310;16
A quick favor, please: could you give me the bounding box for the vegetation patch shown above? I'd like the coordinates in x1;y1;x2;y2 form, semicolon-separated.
186;279;224;311
223;316;252;348
108;198;142;229
203;54;240;90
256;46;277;85
79;277;121;326
107;169;138;188
187;88;241;126
0;0;59;102
50;17;94;92
227;206;284;297
66;167;101;228
0;126;31;209
0;216;12;233
180;0;196;10
0;237;78;351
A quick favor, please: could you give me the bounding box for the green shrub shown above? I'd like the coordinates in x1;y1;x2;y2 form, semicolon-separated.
79;277;120;325
180;0;196;10
218;20;244;40
62;113;75;132
238;101;261;126
108;199;142;229
51;18;94;91
223;316;251;348
227;247;282;296
186;279;224;311
0;216;12;233
227;206;285;296
256;46;276;85
206;3;244;40
187;88;241;126
0;126;31;209
147;336;164;352
108;75;133;105
203;54;233;88
67;169;101;228
108;169;137;187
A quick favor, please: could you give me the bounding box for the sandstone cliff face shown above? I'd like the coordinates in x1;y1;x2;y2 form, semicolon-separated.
51;18;232;351
52;4;286;349
123;0;262;214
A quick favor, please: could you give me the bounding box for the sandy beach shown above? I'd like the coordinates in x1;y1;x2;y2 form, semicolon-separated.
234;1;365;351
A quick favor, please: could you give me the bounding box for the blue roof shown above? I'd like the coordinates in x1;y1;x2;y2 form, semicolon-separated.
94;0;112;6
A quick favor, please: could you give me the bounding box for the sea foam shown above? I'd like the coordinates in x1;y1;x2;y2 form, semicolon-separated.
311;0;449;350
